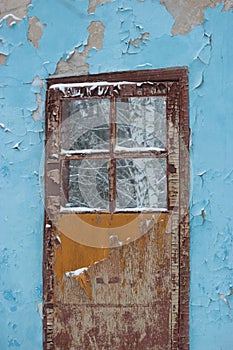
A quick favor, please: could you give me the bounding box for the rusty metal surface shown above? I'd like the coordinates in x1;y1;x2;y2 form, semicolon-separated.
43;68;190;350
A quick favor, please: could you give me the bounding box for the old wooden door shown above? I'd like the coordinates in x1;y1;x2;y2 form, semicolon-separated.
43;68;189;350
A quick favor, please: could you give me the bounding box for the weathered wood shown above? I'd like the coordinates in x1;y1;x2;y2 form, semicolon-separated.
44;68;190;350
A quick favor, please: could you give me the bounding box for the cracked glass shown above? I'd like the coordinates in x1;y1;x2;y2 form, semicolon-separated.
116;158;166;209
61;95;167;211
116;97;166;150
65;159;109;210
61;99;110;151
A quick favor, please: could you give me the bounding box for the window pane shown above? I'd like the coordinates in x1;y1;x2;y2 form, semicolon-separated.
116;158;167;209
62;99;110;151
116;97;166;149
65;159;109;210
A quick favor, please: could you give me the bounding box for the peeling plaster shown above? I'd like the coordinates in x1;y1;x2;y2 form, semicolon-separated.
160;0;233;35
47;169;60;184
32;93;43;121
0;0;31;26
224;0;233;10
219;288;233;309
28;16;46;49
88;0;113;14
31;76;45;120
0;53;7;65
55;21;105;76
125;32;150;53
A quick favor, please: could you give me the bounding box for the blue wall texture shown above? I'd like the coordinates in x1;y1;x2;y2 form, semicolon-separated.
0;1;233;348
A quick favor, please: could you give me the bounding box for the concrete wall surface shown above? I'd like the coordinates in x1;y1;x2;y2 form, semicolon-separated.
0;0;233;349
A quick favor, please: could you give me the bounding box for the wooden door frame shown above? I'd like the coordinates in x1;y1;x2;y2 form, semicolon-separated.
43;67;190;349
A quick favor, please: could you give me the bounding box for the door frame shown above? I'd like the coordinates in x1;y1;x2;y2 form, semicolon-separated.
43;67;190;350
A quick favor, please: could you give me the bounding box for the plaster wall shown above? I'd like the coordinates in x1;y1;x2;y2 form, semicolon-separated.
0;0;233;349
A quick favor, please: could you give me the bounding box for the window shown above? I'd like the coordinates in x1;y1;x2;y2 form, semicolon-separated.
46;73;181;214
44;68;189;350
61;92;167;212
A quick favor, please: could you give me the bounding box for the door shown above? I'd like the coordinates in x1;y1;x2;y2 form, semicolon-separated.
43;68;189;349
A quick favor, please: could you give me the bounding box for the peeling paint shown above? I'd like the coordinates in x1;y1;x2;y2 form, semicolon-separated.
53;213;173;348
47;169;59;184
88;0;113;14
37;301;43;319
219;288;233;309
0;53;7;65
124;31;150;54
160;0;233;35
0;0;31;26
32;93;43;121
31;76;45;120
223;0;233;10
28;16;46;49
55;21;105;76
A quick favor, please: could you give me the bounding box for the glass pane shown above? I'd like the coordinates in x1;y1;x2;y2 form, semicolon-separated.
65;159;109;210
116;97;166;149
116;158;166;209
62;99;110;151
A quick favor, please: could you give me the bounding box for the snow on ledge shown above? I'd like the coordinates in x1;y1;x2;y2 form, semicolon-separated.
50;81;155;90
60;206;168;213
61;148;109;155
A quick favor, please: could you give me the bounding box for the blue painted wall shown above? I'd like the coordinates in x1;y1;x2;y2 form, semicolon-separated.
0;1;232;348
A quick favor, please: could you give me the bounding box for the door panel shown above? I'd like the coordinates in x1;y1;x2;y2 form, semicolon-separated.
53;213;172;349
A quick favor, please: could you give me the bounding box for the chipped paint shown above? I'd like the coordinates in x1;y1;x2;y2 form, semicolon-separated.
55;21;105;76
0;0;233;349
31;76;45;120
0;0;31;26
0;53;7;65
88;0;113;14
28;16;46;49
160;0;233;35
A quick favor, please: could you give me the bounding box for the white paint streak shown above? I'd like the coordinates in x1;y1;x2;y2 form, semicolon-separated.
65;267;88;277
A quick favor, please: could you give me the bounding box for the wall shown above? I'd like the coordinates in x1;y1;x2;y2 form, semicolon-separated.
0;0;232;349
